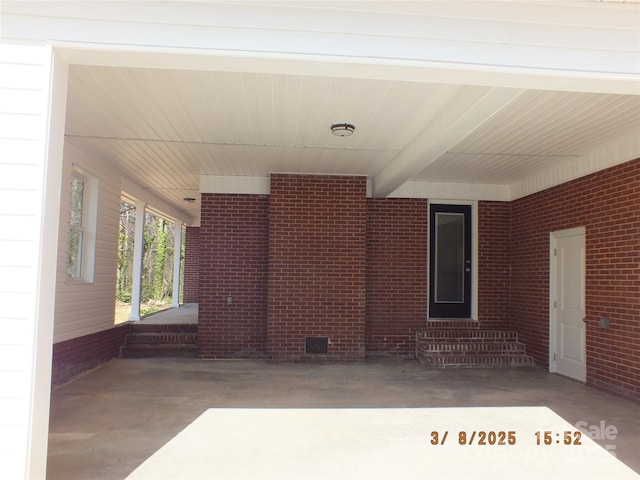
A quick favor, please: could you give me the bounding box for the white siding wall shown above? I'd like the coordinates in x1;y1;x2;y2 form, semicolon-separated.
54;141;121;343
0;44;56;480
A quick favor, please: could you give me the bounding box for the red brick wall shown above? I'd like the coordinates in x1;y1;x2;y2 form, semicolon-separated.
512;158;640;401
366;198;428;356
183;226;200;303
51;323;131;386
478;201;512;330
198;194;269;358
267;175;367;361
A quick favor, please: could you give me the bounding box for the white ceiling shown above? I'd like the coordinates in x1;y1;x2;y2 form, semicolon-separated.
415;91;640;183
64;64;640;224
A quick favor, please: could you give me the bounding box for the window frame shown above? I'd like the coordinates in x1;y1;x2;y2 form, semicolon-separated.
66;168;98;284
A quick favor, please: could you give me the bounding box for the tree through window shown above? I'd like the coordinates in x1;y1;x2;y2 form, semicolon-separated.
67;175;85;278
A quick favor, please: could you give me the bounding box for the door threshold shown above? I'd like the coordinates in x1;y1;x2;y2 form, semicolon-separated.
426;319;479;329
428;318;477;322
552;371;586;385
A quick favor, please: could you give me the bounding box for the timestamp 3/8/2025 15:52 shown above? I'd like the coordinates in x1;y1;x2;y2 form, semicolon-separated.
429;430;582;446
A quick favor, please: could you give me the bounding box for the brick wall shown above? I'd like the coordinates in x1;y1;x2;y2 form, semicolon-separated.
366;198;427;357
267;175;367;361
198;194;269;358
51;323;131;386
183;226;200;303
512;158;640;401
193;162;640;397
478;201;512;330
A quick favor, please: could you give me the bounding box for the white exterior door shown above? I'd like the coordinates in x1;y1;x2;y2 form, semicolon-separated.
551;228;586;382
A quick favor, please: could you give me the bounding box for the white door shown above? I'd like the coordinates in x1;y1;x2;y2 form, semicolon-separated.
551;228;586;382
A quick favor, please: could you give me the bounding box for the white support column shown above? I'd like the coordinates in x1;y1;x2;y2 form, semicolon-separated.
172;222;183;308
129;200;146;321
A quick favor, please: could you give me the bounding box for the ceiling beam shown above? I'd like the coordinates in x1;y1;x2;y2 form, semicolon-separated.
371;86;524;198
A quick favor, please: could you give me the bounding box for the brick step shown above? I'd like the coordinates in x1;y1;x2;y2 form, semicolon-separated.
121;324;198;358
120;344;197;358
416;328;535;368
418;354;536;368
419;341;526;355
130;323;197;333
124;332;197;345
425;320;479;329
417;329;519;341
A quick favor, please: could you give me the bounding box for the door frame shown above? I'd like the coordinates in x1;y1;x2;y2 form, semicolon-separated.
549;226;586;379
427;199;478;321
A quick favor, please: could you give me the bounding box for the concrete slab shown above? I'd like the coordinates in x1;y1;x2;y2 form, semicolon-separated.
47;359;640;480
126;407;638;480
138;303;198;324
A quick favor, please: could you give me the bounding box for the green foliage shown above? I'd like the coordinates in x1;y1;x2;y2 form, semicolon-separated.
140;306;159;316
153;219;168;300
116;201;135;302
116;202;180;310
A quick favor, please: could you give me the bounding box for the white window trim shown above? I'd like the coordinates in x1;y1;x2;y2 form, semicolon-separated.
66;167;98;284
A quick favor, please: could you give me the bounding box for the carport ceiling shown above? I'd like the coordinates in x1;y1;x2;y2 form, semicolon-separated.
64;59;640;227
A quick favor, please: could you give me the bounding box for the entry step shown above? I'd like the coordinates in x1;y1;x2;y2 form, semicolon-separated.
416;329;535;368
121;323;197;358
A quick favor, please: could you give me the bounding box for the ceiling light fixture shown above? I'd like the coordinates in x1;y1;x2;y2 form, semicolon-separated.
330;123;355;137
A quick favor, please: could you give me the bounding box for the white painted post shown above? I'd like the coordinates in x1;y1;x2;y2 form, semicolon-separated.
129;200;146;321
172;222;183;307
28;46;68;480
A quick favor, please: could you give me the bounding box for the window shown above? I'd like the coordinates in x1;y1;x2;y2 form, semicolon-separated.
66;170;97;282
67;176;85;278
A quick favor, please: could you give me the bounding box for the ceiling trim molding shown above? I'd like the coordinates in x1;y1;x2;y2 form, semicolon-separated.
200;175;270;195
388;181;510;201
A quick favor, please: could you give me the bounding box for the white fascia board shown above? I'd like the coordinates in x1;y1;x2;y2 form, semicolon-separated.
1;1;639;94
49;43;640;96
510;129;640;200
389;181;511;202
200;175;270;195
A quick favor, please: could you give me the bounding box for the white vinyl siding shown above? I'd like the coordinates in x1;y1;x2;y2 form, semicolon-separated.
54;141;121;343
0;44;51;480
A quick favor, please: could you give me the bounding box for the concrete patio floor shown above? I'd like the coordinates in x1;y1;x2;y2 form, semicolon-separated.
47;358;640;479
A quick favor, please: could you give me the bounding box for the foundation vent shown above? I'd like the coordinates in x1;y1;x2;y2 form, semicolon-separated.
305;337;329;354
